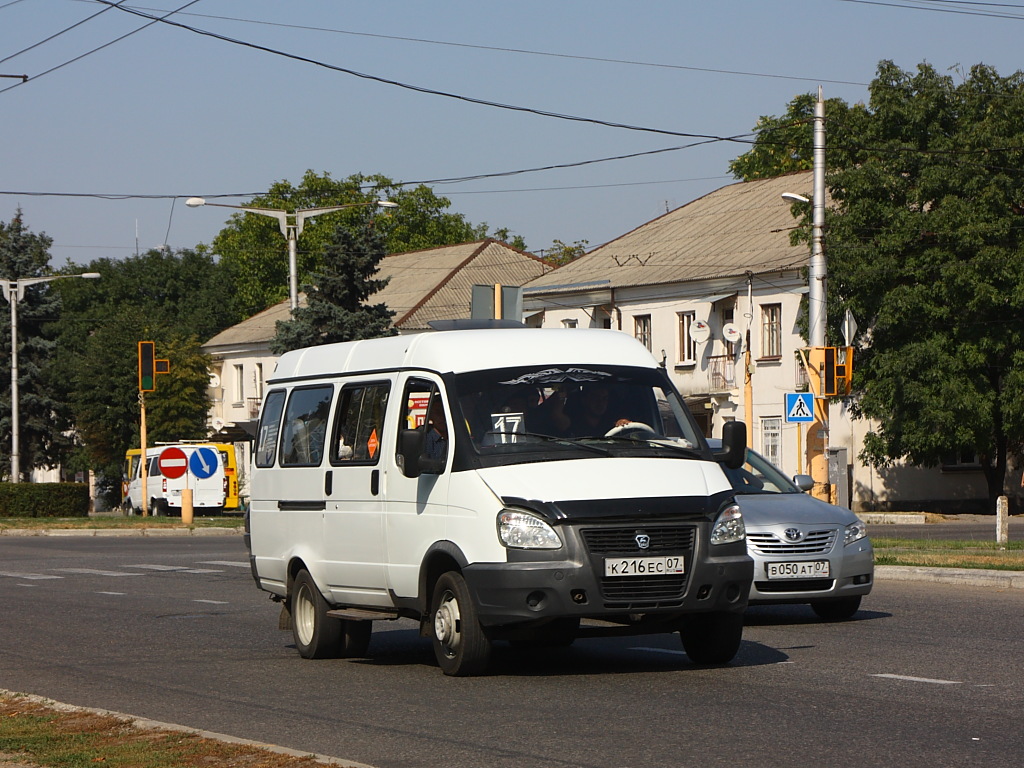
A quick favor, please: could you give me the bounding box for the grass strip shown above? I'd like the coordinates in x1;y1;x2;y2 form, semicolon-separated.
0;694;336;768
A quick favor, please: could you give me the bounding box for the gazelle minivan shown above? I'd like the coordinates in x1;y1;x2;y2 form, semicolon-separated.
246;326;752;675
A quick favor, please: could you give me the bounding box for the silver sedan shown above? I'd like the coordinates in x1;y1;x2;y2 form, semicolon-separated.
709;440;874;620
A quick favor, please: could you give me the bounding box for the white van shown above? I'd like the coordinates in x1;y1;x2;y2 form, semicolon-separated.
246;327;752;675
125;444;227;516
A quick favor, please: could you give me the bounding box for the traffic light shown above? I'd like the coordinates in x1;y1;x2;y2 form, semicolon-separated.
807;346;854;397
138;341;170;392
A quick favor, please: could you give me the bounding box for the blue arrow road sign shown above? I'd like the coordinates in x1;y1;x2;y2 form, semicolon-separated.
189;447;219;479
785;392;815;423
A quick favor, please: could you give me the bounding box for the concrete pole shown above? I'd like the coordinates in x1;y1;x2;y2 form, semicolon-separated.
810;87;831;502
287;226;299;311
9;290;19;482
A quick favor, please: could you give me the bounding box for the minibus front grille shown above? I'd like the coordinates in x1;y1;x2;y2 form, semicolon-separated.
581;524;696;608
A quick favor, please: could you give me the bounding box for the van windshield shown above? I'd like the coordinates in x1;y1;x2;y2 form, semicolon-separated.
452;365;707;459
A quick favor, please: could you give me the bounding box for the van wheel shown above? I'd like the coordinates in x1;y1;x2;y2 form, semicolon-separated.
339;620;372;658
679;611;744;664
291;569;341;659
430;571;491;676
811;596;861;621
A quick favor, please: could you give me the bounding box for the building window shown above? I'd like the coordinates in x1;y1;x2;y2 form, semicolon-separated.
233;364;244;403
562;318;578;329
677;312;697;363
634;315;652;351
255;363;264;399
761;304;782;358
761;417;782;468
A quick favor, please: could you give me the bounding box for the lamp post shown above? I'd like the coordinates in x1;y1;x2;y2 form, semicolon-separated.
1;272;101;482
186;197;398;310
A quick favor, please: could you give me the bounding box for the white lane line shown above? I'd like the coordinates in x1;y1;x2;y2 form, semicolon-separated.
872;673;961;685
126;564;222;574
96;591;126;596
55;568;145;577
193;599;228;605
631;647;686;656
198;561;249;568
0;572;63;580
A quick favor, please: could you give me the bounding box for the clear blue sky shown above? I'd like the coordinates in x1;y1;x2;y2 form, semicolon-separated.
2;0;1021;266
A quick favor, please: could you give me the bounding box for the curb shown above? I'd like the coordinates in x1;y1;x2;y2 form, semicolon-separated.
875;565;1024;589
0;527;242;537
0;690;372;768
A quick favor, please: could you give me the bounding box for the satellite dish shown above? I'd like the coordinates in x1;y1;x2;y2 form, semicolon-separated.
209;373;221;388
722;323;742;344
691;320;711;344
211;417;225;431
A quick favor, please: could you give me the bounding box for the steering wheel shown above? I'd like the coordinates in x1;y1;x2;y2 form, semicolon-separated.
604;421;656;438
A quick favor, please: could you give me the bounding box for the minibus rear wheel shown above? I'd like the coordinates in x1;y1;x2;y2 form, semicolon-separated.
430;571;491;676
291;569;342;659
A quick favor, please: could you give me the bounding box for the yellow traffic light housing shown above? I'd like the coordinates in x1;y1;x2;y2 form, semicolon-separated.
806;346;853;397
138;341;170;392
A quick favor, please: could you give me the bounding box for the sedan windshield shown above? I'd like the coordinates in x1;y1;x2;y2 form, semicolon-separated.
723;447;801;494
452;364;705;458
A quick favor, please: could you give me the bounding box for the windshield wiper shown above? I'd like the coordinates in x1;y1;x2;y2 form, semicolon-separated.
484;431;611;455
598;434;704;457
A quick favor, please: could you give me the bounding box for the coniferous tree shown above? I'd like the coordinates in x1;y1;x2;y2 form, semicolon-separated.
272;224;396;354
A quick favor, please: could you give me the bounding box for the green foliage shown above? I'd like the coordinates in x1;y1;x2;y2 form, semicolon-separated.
0;482;90;517
272;225;396;353
208;170;524;317
822;61;1024;501
539;238;589;266
0;212;75;480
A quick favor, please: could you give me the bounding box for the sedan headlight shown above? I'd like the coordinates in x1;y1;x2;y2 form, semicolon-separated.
711;504;745;545
844;519;868;546
498;509;562;550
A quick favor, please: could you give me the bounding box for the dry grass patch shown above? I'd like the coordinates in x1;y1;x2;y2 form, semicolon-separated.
0;695;344;768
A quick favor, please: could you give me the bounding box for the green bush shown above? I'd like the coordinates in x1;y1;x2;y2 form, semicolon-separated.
0;483;91;518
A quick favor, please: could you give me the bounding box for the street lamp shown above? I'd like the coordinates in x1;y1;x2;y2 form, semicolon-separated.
1;272;101;483
185;197;399;311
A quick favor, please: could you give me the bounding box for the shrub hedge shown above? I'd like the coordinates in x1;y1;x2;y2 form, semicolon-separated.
0;483;91;518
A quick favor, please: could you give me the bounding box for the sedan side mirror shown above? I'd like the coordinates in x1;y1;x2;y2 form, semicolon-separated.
714;421;747;469
793;474;814;492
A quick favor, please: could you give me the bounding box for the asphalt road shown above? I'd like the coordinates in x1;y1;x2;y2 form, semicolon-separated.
1;536;1022;768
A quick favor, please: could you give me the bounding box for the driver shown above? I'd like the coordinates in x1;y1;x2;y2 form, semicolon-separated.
567;385;631;437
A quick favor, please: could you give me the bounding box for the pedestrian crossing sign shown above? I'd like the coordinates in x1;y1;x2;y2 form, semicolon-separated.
785;392;815;423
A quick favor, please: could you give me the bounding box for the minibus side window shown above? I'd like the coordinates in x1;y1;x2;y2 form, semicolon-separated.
255;390;287;467
280;385;334;467
331;383;390;464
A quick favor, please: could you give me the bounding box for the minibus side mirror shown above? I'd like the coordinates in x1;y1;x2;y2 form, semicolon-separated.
399;429;424;478
714;421;747;469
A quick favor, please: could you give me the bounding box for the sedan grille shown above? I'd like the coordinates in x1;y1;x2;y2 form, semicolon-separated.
755;578;835;593
747;529;836;556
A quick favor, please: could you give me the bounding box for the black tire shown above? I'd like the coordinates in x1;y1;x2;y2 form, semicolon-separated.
430;571;491;676
290;569;342;659
811;596;862;621
339;620;372;658
679;611;744;665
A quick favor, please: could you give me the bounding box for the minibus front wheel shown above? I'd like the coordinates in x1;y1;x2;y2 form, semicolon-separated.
430;571;491;676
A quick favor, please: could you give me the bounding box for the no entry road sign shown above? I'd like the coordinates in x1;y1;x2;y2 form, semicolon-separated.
158;446;188;479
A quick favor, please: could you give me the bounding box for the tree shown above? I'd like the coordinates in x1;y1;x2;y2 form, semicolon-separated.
824;61;1024;505
539;238;589;267
272;225;396;354
209;170;525;317
0;212;74;480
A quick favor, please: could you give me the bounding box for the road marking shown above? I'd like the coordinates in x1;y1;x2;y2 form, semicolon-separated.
0;571;63;580
55;568;144;577
198;561;249;568
631;647;685;656
96;591;126;596
872;673;961;685
193;599;228;605
126;564;222;574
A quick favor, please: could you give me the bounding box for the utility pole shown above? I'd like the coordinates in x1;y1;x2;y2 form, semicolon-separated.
808;87;831;502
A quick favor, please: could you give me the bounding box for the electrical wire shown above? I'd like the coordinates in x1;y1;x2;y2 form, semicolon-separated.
0;0;130;66
0;0;204;94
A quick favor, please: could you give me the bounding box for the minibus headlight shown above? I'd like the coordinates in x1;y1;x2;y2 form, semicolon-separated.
498;509;562;550
711;504;745;545
844;519;868;546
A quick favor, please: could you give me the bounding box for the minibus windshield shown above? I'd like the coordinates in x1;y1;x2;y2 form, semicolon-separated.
452;365;706;458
